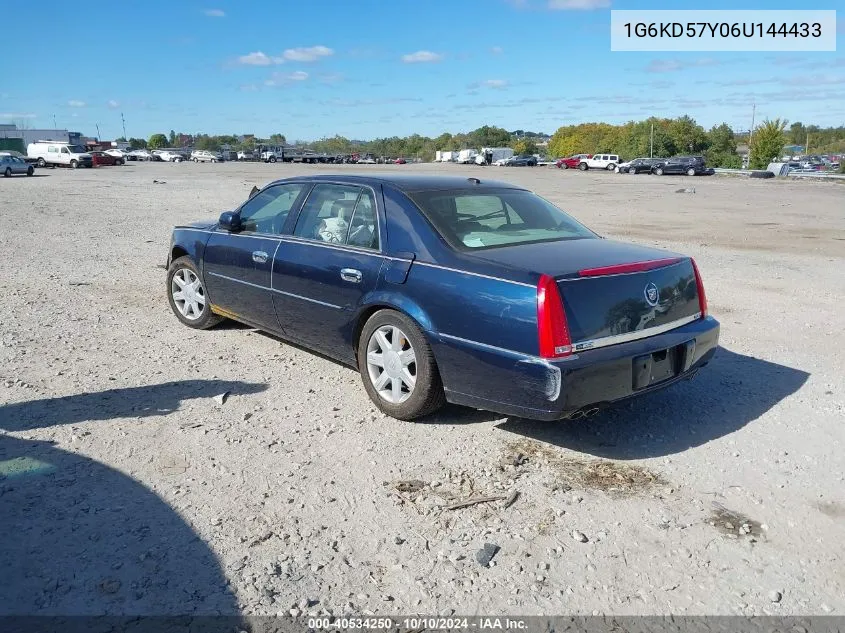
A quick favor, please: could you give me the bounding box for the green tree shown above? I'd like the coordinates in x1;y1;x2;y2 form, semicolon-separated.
148;133;168;149
512;138;538;155
128;137;147;149
669;115;709;155
788;122;807;147
168;130;177;146
706;123;740;168
749;118;787;169
269;133;287;146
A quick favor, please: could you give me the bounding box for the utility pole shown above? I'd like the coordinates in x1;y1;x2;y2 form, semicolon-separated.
650;123;654;158
95;124;101;141
806;132;810;156
121;112;127;141
53;114;57;129
748;102;756;148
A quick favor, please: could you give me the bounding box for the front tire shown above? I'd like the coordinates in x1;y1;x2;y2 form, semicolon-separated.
27;167;34;176
654;167;664;176
166;256;223;330
561;163;569;170
269;156;277;163
687;167;696;176
606;163;616;171
358;310;445;420
629;167;637;174
70;160;78;169
3;168;10;177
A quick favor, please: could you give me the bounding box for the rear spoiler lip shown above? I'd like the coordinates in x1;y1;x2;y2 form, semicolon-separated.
557;257;687;281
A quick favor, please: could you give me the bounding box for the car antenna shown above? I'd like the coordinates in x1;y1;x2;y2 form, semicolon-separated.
467;177;481;184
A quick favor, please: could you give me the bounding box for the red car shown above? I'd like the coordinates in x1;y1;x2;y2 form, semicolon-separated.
555;154;591;170
394;158;407;164
90;151;122;166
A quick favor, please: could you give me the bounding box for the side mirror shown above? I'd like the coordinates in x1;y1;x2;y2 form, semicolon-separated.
218;211;241;232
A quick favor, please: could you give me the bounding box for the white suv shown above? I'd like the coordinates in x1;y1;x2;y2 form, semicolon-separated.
578;154;620;171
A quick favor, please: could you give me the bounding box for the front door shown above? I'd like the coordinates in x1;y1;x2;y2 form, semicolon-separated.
272;182;384;362
202;182;308;332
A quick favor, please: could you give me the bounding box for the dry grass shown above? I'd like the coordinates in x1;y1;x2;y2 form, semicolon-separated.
503;439;665;496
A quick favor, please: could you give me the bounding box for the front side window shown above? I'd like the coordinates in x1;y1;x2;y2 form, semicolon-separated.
409;189;596;250
293;184;379;250
61;147;69;154
237;183;305;234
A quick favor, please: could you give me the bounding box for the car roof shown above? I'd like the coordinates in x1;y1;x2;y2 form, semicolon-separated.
268;174;527;193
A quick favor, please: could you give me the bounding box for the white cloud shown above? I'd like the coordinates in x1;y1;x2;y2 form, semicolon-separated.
237;51;284;66
107;100;120;109
204;9;225;17
264;71;309;86
1;112;36;119
282;46;334;62
482;79;508;88
401;50;443;63
68;100;86;107
645;58;718;73
491;46;504;54
549;0;610;8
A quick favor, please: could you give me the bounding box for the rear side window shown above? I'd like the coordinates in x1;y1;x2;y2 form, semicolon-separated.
409;189;596;250
293;184;379;250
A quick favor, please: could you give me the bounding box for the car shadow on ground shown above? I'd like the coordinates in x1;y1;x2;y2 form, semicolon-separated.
497;347;809;459
0;380;267;432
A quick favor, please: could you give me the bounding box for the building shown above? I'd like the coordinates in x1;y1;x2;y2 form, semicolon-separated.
0;124;83;152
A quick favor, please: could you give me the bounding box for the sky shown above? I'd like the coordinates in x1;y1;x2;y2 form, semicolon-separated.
1;0;842;141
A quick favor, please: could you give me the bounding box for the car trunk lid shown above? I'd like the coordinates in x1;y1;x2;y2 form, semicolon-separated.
469;238;703;350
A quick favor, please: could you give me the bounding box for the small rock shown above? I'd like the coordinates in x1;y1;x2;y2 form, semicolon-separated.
99;579;121;594
769;590;782;603
289;608;301;617
382;594;394;602
476;543;500;567
214;392;230;405
394;536;405;545
572;530;588;543
243;412;253;421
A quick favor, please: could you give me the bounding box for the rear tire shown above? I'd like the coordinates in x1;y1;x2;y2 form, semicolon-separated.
269;156;277;163
607;163;616;171
654;167;664;176
26;167;34;176
686;168;696;176
629;167;637;174
561;163;569;170
166;256;223;330
37;158;47;168
578;162;588;171
357;309;445;420
3;168;10;177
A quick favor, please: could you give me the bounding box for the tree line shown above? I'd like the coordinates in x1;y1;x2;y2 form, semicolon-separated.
118;118;845;169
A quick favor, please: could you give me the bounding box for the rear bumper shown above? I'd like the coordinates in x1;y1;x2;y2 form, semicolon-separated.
432;316;720;421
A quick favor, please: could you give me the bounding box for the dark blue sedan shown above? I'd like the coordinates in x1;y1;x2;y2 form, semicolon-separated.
166;175;719;421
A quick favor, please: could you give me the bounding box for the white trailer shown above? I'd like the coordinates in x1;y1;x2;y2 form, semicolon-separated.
440;151;457;162
457;149;478;164
435;150;443;162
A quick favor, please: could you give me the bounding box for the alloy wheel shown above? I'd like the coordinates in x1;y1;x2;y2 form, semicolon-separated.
170;268;206;321
366;325;417;404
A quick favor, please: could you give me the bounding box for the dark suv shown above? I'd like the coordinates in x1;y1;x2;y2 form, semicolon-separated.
652;156;708;176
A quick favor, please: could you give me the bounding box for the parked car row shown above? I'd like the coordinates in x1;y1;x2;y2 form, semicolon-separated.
549;153;714;176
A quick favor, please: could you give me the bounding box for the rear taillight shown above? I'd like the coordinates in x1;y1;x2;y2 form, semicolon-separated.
537;274;572;358
690;258;708;317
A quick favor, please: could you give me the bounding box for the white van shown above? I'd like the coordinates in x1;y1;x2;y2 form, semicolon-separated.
27;141;93;168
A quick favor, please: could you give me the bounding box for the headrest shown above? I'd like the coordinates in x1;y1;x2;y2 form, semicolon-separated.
331;199;356;221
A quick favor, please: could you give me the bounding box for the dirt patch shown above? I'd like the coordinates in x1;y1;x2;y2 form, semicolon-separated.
503;439;665;497
708;503;764;538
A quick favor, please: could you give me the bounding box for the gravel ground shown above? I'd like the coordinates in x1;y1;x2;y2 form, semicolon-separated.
1;162;843;617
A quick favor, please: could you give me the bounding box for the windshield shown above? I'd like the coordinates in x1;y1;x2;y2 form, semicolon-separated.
409;189;597;250
67;145;87;154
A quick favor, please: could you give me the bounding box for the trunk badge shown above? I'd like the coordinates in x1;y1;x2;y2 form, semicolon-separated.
644;282;660;306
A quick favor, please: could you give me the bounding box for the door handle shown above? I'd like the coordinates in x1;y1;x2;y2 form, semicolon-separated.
252;250;268;263
340;268;362;283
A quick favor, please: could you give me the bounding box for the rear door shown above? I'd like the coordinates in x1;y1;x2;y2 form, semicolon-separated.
272;182;384;361
202;182;308;331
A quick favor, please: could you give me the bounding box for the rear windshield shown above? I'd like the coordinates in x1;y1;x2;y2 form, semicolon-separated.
408;189;597;250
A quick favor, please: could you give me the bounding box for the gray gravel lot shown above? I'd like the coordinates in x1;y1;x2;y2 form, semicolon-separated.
1;162;843;616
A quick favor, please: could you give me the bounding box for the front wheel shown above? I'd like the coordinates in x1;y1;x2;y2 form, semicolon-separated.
27;167;34;176
3;168;10;177
578;162;588;171
561;163;569;170
654;167;664;176
70;160;78;169
629;167;637;174
268;156;277;163
606;163;616;171
687;167;696;176
358;310;445;420
166;256;223;330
